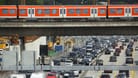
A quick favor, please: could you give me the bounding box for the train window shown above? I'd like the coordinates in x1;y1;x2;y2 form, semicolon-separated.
117;8;122;14
37;9;42;14
94;9;97;14
110;9;115;14
20;9;25;14
83;9;88;14
134;8;138;13
45;9;50;14
76;9;81;14
52;9;57;14
2;9;8;14
91;9;93;14
60;9;62;14
126;8;131;13
63;9;66;14
100;9;105;14
128;8;131;13
10;9;15;14
68;9;74;14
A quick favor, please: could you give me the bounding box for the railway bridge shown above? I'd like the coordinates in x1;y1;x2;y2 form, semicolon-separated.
0;21;138;36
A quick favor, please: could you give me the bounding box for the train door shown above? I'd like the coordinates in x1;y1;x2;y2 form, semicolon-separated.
125;8;131;17
28;8;35;18
93;8;98;17
91;8;98;18
60;8;66;17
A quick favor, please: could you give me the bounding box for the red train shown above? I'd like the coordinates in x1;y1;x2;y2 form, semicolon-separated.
0;5;138;19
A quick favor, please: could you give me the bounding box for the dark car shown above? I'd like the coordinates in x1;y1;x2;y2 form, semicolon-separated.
116;73;127;78
128;47;133;52
53;59;60;66
126;58;133;64
119;70;129;77
104;70;112;73
60;57;67;62
109;56;117;62
105;48;111;54
100;74;110;78
120;46;124;50
114;51;120;56
135;61;138;65
96;59;103;66
115;48;121;53
125;50;132;56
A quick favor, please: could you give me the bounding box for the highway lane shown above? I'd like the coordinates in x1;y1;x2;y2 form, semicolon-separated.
82;40;137;78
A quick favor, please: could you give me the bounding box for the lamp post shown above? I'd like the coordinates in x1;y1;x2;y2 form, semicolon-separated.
16;0;19;19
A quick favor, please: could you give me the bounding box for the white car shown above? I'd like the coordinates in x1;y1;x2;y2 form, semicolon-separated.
60;59;73;66
10;74;26;78
30;72;46;78
73;70;79;77
64;60;73;66
135;46;138;51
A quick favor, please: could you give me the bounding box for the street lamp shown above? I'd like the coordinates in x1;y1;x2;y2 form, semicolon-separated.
16;0;19;19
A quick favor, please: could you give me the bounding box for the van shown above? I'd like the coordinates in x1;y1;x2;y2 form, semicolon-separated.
10;74;26;78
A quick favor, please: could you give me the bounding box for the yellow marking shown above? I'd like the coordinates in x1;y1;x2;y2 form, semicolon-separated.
131;46;135;78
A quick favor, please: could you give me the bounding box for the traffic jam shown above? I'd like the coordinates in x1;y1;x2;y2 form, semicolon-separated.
9;36;138;78
49;36;138;78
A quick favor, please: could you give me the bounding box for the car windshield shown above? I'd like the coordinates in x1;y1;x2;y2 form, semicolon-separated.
48;73;55;76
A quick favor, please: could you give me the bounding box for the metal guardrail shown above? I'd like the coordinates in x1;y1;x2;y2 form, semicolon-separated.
1;65;138;71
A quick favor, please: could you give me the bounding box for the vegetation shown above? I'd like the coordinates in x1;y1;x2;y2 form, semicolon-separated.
0;0;137;5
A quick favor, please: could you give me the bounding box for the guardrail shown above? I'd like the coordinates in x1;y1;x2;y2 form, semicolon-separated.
0;65;138;71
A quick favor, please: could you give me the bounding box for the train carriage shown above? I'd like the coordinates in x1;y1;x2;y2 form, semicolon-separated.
18;5;61;18
64;5;106;18
108;5;134;18
0;5;137;20
0;5;17;18
131;5;138;17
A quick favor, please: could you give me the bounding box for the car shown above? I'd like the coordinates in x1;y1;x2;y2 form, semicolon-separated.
125;50;132;56
96;59;103;66
30;72;46;78
120;46;124;50
105;48;111;54
119;70;129;77
114;51;120;56
72;70;79;77
53;60;60;66
109;56;117;62
84;55;92;62
135;61;138;65
104;70;112;73
126;58;133;64
100;74;110;78
10;74;26;78
116;73;127;78
63;60;73;66
60;57;67;62
86;44;93;52
84;76;94;78
135;46;138;51
115;48;121;53
63;71;74;78
46;72;57;78
127;47;133;52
